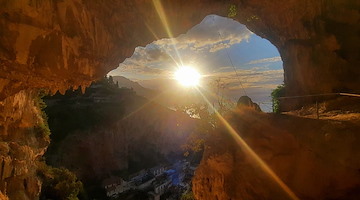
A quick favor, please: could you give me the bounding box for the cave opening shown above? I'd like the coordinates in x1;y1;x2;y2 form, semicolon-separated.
109;15;283;112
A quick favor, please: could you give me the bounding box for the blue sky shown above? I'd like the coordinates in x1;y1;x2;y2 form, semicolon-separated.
109;15;283;112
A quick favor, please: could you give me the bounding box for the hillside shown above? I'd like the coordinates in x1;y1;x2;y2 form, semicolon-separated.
112;76;158;99
44;78;196;197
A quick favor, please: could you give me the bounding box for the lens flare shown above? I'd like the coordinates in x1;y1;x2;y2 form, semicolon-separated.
175;66;201;87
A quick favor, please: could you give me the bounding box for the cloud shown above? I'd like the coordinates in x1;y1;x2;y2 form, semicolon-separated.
119;63;165;75
247;56;282;65
205;67;283;90
126;45;172;65
111;44;175;75
202;67;283;111
155;15;252;53
110;15;252;75
212;66;232;73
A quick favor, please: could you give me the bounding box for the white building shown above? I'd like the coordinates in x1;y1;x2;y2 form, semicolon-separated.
150;165;166;177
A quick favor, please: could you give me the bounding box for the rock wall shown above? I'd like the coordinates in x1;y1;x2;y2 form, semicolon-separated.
0;0;229;100
1;0;359;99
233;0;360;96
0;90;49;199
193;110;360;200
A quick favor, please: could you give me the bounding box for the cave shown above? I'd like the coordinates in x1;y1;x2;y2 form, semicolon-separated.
0;0;359;199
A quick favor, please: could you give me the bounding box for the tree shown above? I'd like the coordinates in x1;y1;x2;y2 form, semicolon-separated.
209;78;235;115
108;75;114;84
271;84;285;113
38;163;83;200
180;79;235;154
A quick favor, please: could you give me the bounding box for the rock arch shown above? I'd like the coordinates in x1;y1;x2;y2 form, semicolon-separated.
0;0;359;199
1;0;359;99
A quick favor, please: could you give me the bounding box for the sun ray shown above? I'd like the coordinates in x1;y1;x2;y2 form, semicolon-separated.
195;85;235;109
195;87;300;200
152;0;184;68
144;22;182;67
121;88;172;120
144;22;161;41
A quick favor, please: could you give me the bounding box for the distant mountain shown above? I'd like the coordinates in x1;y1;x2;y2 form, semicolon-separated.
112;76;205;109
112;76;189;107
112;76;158;99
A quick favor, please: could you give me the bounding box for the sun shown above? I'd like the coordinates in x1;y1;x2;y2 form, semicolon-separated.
174;66;201;87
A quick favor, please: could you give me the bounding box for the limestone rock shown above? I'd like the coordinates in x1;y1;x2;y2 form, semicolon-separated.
237;96;261;111
0;0;359;101
0;91;49;199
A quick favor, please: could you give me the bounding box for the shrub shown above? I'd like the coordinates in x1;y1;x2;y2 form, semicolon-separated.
34;90;51;137
181;191;195;200
271;84;285;113
38;163;83;200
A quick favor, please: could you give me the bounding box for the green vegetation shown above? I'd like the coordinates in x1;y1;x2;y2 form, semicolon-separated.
228;4;237;18
38;163;83;200
271;84;286;113
181;191;195;200
35;91;84;199
178;103;213;154
43;76;161;199
34;90;51;137
246;15;260;22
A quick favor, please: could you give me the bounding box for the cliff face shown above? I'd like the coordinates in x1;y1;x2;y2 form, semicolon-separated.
193;110;360;200
0;91;49;199
49;124;129;181
44;84;195;181
50;107;195;181
0;0;359;199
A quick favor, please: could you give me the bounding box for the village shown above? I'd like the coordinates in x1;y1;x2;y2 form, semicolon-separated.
102;160;197;200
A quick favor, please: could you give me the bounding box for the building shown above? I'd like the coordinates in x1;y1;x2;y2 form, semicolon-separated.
154;180;171;195
102;176;130;197
150;165;166;177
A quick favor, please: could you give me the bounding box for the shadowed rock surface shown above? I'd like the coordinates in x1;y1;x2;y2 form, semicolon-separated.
237;96;261;111
44;82;195;181
1;0;359;99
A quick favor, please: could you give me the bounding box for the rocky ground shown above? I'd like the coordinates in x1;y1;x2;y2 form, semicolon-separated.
193;101;360;200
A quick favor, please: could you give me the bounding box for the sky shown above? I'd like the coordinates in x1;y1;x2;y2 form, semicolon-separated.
108;15;283;112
